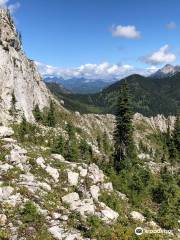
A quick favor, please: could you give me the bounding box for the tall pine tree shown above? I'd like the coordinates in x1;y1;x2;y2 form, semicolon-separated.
113;81;135;172
65;123;79;162
47;100;56;127
33;104;42;122
51;135;65;155
166;119;177;163
173;114;180;158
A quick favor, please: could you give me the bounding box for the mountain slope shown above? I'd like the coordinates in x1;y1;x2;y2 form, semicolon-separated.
0;9;51;124
47;73;180;116
95;73;180;115
0;111;179;239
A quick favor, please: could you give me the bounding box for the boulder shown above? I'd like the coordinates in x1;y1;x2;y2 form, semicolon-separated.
138;153;150;160
0;214;7;226
62;193;95;216
45;165;59;183
0;186;14;201
78;166;87;177
39;182;51;191
99;202;119;223
88;164;104;184
147;220;159;228
65;231;83;240
102;182;113;192
116;191;128;201
51;154;66;162
62;192;80;204
19;173;39;193
52;212;61;220
0;163;13;173
48;226;64;240
90;185;100;200
0;126;14;138
130;211;146;222
67;171;79;186
5;145;28;171
4;193;22;207
36;157;46;169
71;198;95;216
2;138;17;143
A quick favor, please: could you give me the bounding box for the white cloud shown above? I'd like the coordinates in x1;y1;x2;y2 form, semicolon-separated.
145;66;158;74
0;0;20;13
166;21;176;30
141;45;176;65
36;62;135;80
111;25;141;39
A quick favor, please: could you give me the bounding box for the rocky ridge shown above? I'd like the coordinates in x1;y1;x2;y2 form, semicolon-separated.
0;9;51;124
0;126;124;239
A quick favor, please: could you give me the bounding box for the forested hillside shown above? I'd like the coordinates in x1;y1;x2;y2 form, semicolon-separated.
47;73;180;116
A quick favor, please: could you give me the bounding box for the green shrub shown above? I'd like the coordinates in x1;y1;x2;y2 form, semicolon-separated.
20;201;41;223
0;230;10;240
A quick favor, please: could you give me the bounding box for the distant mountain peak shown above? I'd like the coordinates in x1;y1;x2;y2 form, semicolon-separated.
151;64;180;78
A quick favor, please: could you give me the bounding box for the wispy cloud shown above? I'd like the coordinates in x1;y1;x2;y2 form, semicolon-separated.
111;24;141;39
166;21;176;30
141;45;176;65
0;0;20;13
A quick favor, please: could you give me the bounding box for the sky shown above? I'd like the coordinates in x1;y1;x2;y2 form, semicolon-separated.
2;0;180;80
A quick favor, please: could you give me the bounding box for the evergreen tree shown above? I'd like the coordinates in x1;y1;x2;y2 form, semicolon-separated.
66;139;79;162
47;100;56;127
173;114;180;154
97;134;102;151
51;135;65;155
79;139;92;161
166;119;177;163
19;116;28;140
102;131;111;154
9;92;19;121
65;123;79;162
113;81;135;172
66;123;76;138
11;92;16;107
33;104;42;122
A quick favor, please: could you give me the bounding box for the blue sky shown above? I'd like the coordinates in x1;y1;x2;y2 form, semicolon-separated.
2;0;180;79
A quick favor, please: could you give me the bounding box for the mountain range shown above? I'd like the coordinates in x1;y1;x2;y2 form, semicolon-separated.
44;76;115;94
44;64;180;95
151;64;180;78
46;65;180;116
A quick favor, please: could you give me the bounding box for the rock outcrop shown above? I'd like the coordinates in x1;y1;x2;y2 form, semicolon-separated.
0;127;123;239
0;9;50;124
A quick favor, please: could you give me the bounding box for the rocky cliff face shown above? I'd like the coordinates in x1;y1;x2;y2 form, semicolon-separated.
0;9;50;124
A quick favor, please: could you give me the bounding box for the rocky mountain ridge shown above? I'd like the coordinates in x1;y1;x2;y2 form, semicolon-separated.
151;64;180;78
0;9;51;124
